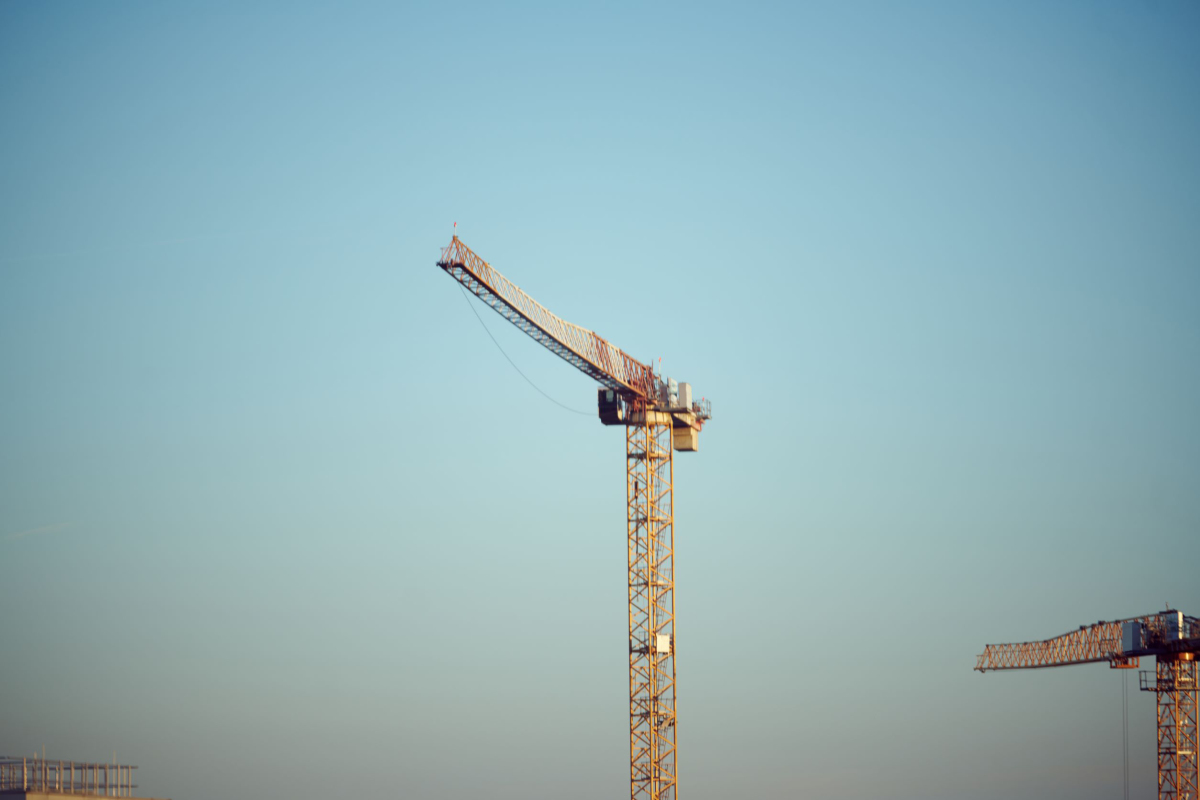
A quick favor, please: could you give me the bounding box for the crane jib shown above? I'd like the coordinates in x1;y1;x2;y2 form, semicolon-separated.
437;237;654;399
975;611;1200;672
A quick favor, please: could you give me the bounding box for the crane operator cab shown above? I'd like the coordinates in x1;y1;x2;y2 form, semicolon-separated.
598;385;710;452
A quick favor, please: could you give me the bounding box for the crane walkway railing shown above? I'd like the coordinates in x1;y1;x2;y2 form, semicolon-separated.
438;236;655;399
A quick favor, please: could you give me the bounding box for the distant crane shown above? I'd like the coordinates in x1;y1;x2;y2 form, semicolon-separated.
977;609;1200;799
437;236;711;800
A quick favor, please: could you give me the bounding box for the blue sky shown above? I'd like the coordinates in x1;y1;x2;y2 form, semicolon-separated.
2;2;1198;798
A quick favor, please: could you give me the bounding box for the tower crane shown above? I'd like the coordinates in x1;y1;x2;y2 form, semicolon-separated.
437;236;711;800
976;609;1200;799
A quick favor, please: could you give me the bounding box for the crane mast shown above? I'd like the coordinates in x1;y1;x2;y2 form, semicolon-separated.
977;609;1200;800
438;236;711;800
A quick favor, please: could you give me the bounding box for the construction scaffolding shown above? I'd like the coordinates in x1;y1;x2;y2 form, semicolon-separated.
0;755;138;797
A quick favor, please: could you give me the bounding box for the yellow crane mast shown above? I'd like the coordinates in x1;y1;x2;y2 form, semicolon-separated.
977;609;1200;799
437;236;711;800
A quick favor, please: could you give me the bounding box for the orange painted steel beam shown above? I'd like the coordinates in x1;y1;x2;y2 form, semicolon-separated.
976;613;1200;672
976;617;1148;672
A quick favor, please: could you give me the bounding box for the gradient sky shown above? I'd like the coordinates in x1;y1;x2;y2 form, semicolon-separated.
2;2;1198;799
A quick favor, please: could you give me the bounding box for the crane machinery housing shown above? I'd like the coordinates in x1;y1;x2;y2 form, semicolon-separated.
977;609;1200;800
437;235;711;800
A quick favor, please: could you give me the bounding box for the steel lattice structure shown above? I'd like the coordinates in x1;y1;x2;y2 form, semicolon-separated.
0;756;139;796
439;236;655;398
1143;657;1200;800
437;236;708;800
978;610;1200;800
975;614;1162;671
627;419;677;799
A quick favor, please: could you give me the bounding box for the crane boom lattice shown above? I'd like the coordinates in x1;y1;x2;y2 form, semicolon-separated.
975;614;1164;672
438;237;655;398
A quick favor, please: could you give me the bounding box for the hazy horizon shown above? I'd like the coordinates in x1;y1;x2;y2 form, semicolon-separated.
3;2;1198;799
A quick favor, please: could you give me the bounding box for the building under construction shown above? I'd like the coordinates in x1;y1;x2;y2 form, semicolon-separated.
0;755;168;800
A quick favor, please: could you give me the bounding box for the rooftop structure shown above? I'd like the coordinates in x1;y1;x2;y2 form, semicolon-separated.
0;756;167;799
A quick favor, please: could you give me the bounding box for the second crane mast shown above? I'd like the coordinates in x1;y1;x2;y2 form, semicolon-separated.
437;236;711;800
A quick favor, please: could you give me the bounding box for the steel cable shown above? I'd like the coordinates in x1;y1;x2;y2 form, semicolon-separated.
458;285;591;416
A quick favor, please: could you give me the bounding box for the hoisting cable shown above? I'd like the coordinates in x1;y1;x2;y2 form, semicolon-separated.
458;284;591;416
